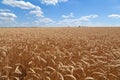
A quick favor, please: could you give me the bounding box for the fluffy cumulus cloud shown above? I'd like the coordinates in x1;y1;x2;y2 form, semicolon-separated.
80;15;98;21
59;14;98;26
0;9;17;21
30;6;43;17
108;14;120;18
2;0;35;9
41;0;68;5
34;17;55;25
0;9;11;12
62;13;74;19
2;0;43;17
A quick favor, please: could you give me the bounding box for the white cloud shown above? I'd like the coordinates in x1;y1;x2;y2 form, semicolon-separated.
80;15;98;21
2;0;43;17
41;0;68;5
0;9;11;12
62;13;74;19
0;10;17;21
108;14;120;18
34;17;55;25
2;0;35;9
41;0;58;5
30;6;43;17
59;14;98;26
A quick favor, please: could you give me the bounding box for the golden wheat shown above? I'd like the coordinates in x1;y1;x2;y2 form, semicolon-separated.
0;27;120;80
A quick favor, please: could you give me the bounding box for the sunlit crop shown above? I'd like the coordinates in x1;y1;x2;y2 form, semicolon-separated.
0;27;120;80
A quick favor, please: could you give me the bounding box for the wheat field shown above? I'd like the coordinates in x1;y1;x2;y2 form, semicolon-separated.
0;27;120;80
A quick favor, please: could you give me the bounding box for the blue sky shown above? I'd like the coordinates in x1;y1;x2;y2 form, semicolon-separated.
0;0;120;27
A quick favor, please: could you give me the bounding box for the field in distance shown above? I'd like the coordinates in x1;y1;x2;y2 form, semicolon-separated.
0;27;120;80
